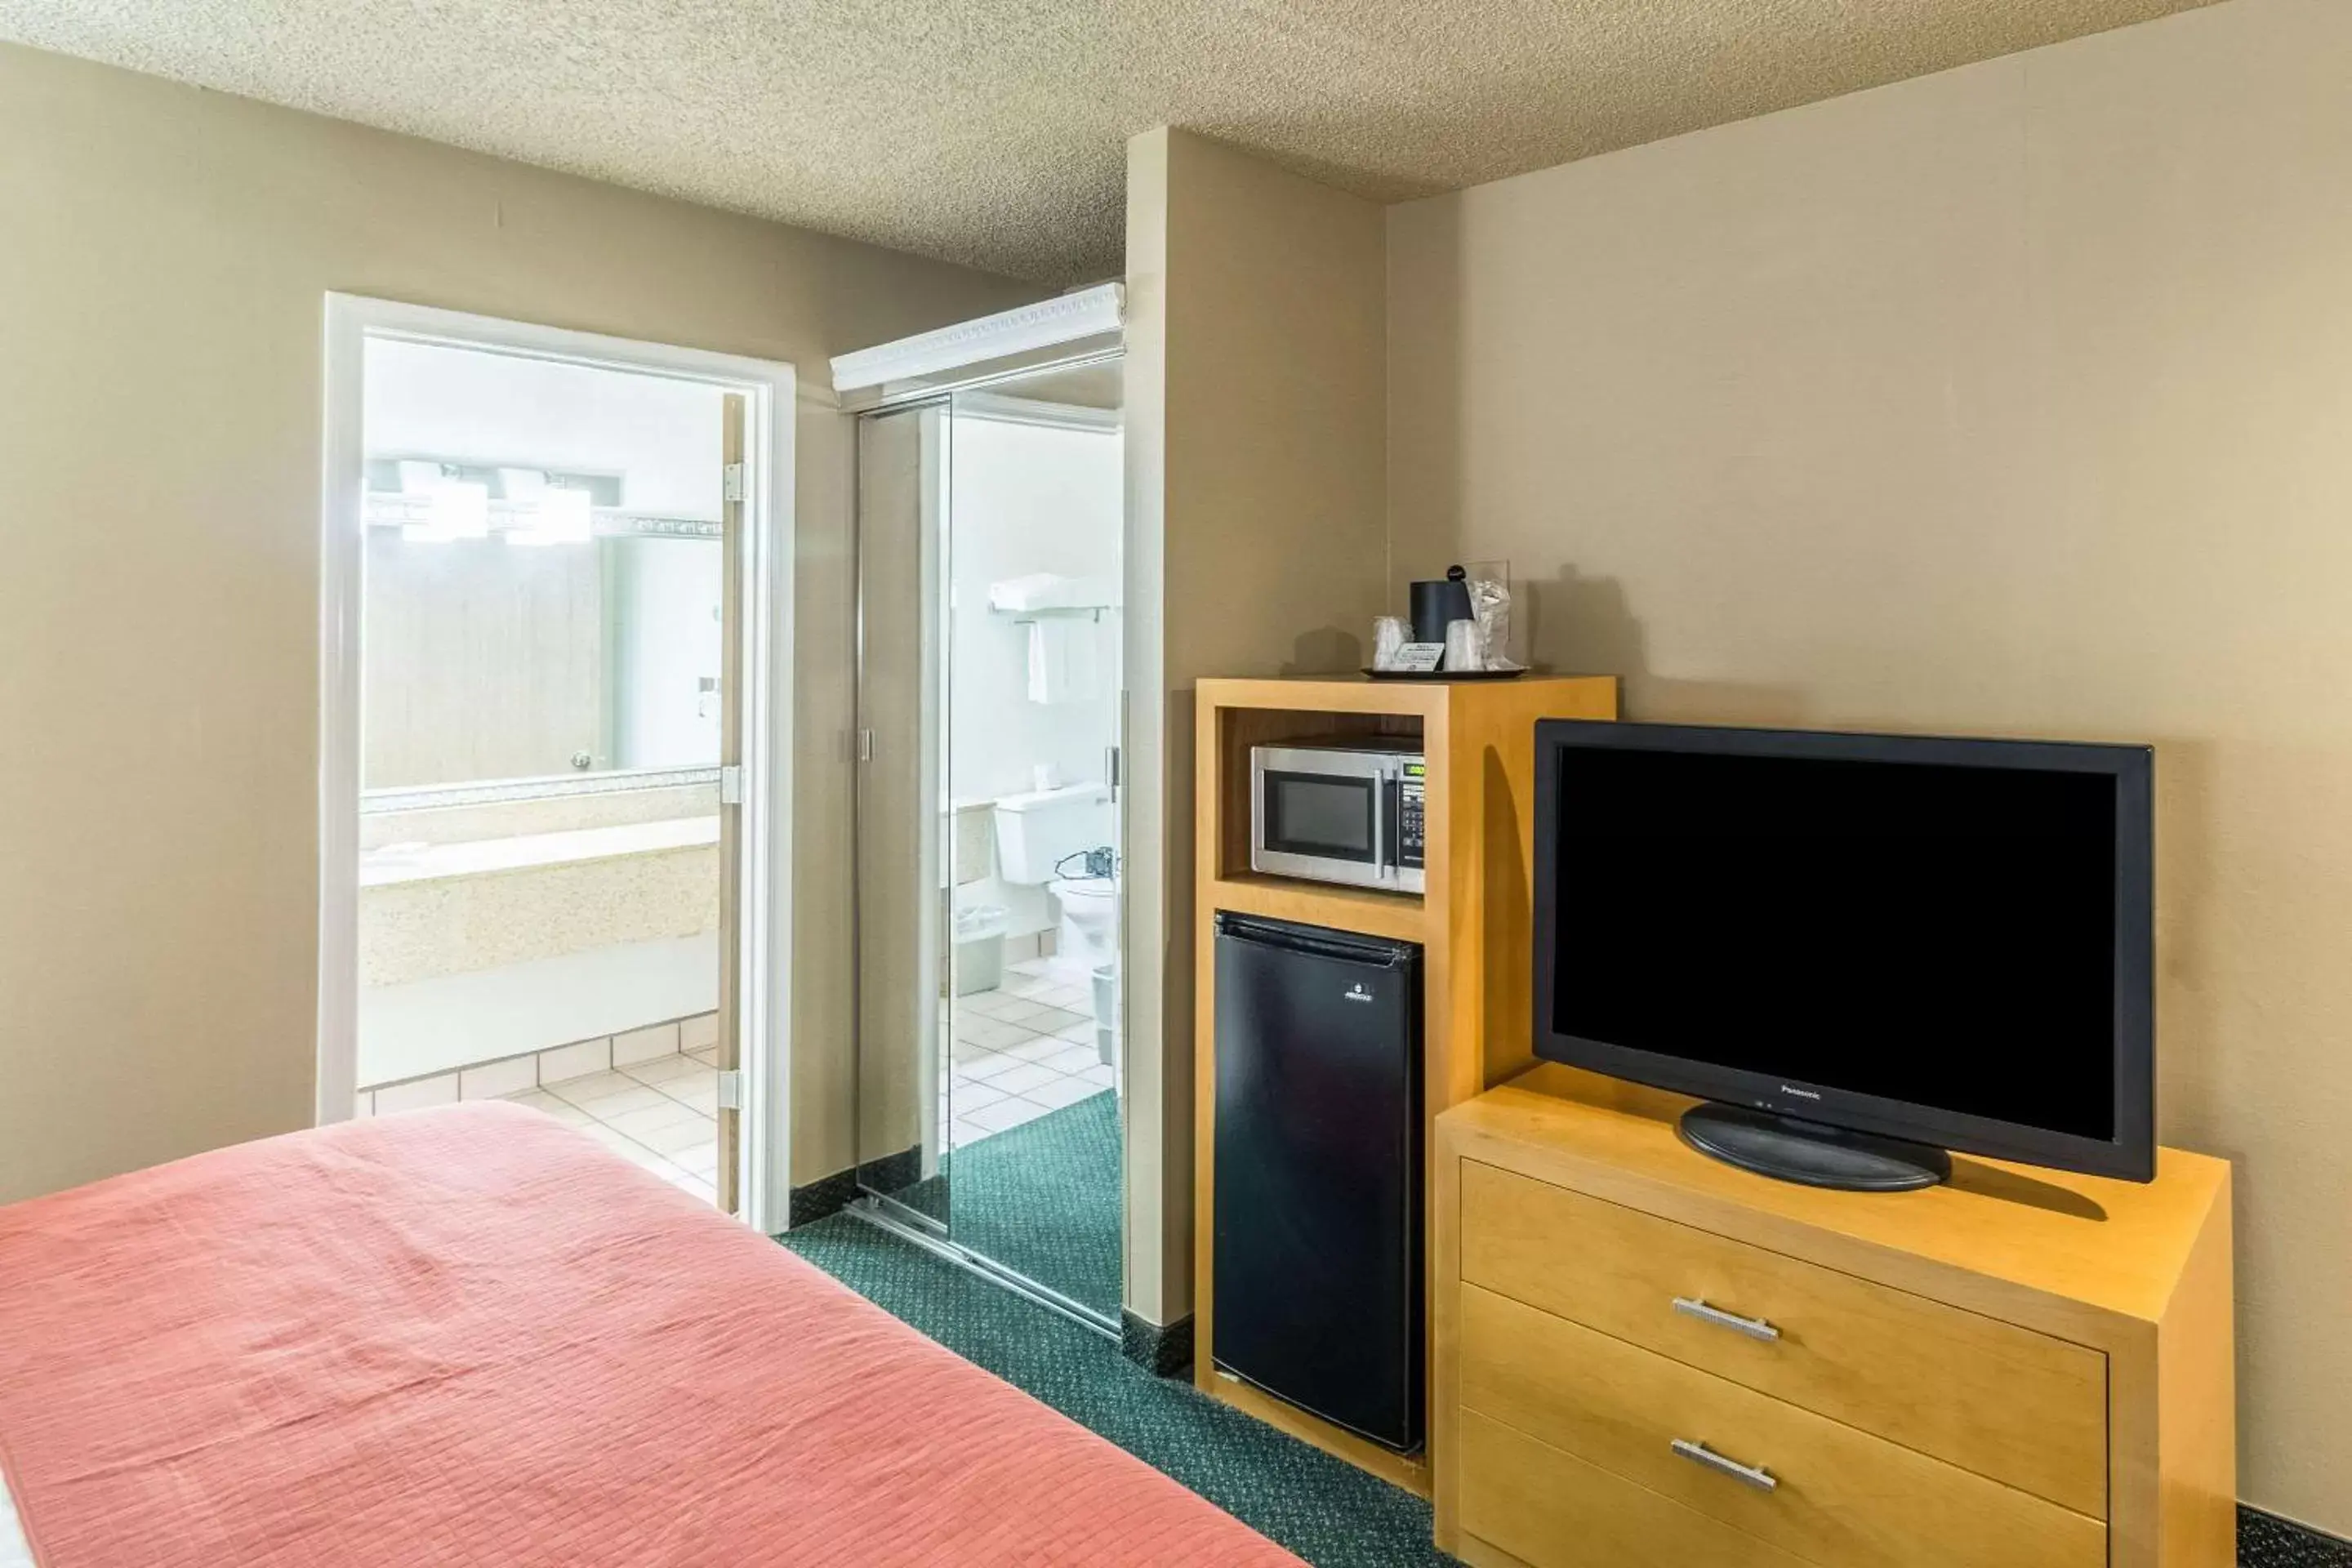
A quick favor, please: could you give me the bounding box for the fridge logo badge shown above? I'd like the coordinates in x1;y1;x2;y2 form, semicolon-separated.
1343;982;1375;1004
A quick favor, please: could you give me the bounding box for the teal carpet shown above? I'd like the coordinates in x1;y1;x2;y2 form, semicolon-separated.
868;1089;1124;1320
948;1089;1123;1318
778;1214;1450;1568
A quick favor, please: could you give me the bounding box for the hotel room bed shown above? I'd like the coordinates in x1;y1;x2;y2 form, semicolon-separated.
0;1102;1300;1567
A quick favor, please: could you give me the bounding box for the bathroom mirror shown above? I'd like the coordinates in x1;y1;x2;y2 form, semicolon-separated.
360;524;723;795
358;335;728;802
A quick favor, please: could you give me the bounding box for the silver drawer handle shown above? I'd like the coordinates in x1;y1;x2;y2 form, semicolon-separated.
1672;1438;1780;1492
1673;1296;1781;1342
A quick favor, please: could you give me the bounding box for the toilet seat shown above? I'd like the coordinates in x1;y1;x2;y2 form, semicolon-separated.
1048;875;1117;909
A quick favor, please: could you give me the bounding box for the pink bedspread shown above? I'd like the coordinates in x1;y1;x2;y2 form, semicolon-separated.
0;1103;1301;1567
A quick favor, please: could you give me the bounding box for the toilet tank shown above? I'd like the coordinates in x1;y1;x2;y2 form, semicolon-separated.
993;783;1112;884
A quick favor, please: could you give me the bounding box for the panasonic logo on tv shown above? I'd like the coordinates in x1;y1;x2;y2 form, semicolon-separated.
1779;1085;1823;1101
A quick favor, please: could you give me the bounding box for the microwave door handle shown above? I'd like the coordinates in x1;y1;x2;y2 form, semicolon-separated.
1370;764;1391;884
1373;775;1392;884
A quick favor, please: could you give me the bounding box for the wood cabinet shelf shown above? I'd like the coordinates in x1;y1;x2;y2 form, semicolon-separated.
1192;673;1619;1496
1204;871;1427;944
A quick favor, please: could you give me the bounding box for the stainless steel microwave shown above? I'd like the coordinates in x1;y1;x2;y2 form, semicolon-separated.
1250;740;1426;893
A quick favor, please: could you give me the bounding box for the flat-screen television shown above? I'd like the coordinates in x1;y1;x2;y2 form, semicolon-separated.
1532;720;2154;1188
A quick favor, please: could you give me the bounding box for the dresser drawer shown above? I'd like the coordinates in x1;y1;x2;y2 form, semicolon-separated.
1459;1160;2109;1517
1456;1407;1815;1568
1461;1283;2106;1568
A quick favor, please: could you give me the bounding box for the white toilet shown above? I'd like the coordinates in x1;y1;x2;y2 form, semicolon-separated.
994;783;1118;1064
1047;878;1119;1067
1046;875;1117;973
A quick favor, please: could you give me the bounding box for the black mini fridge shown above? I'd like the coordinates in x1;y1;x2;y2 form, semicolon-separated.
1213;911;1423;1453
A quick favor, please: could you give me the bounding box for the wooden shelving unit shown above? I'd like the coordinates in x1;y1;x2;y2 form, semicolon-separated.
1192;673;1619;1496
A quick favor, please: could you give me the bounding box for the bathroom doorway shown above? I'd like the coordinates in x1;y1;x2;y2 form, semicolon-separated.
318;298;797;1232
840;295;1126;1331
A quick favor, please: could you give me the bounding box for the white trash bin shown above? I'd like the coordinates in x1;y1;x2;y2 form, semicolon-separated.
1091;960;1117;1066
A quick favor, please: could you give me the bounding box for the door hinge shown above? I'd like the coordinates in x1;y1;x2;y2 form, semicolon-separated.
715;1069;743;1111
723;462;746;504
719;764;744;805
856;728;876;763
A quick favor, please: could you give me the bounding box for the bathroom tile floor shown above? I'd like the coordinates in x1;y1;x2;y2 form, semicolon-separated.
503;1045;724;1208
947;958;1116;1151
472;956;1093;1200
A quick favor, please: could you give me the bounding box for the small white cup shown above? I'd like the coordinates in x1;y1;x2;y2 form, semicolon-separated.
1444;618;1485;672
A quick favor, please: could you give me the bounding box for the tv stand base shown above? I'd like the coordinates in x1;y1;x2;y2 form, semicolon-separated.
1677;1102;1951;1192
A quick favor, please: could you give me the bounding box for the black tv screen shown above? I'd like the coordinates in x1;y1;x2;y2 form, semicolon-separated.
1533;721;2154;1182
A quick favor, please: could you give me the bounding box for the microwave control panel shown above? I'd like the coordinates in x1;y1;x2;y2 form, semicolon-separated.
1395;764;1426;870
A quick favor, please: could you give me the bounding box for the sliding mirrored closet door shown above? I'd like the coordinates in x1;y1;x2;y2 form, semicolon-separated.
938;363;1125;1323
848;324;1127;1332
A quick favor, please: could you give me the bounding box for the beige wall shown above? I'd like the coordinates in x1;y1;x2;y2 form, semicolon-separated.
0;42;1036;1205
1123;127;1390;1323
1387;0;2352;1530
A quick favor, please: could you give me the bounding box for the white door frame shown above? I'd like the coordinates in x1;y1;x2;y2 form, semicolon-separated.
318;294;796;1233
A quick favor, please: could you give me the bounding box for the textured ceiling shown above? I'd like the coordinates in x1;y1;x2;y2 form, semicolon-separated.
0;0;2217;284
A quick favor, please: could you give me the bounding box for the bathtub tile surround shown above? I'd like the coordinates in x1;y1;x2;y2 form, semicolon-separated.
456;1054;538;1100
357;804;720;1093
372;1075;459;1115
612;1020;682;1066
355;1004;736;1210
356;1007;718;1155
533;1036;613;1086
361;934;719;1090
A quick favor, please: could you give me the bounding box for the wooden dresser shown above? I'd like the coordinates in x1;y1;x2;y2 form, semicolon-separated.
1433;1065;2234;1568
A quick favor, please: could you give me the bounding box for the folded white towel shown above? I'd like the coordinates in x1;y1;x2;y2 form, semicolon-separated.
1027;617;1102;704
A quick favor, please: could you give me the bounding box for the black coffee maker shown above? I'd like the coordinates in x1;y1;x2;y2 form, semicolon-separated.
1408;565;1472;646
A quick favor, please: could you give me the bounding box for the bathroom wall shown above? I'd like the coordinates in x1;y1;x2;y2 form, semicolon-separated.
609;537;724;769
947;409;1124;935
366;337;725;517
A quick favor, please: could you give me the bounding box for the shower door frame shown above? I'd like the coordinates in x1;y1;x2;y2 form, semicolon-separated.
316;295;800;1235
844;318;1129;1338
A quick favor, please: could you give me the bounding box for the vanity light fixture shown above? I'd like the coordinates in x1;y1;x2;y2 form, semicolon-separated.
398;461;489;543
499;467;593;546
